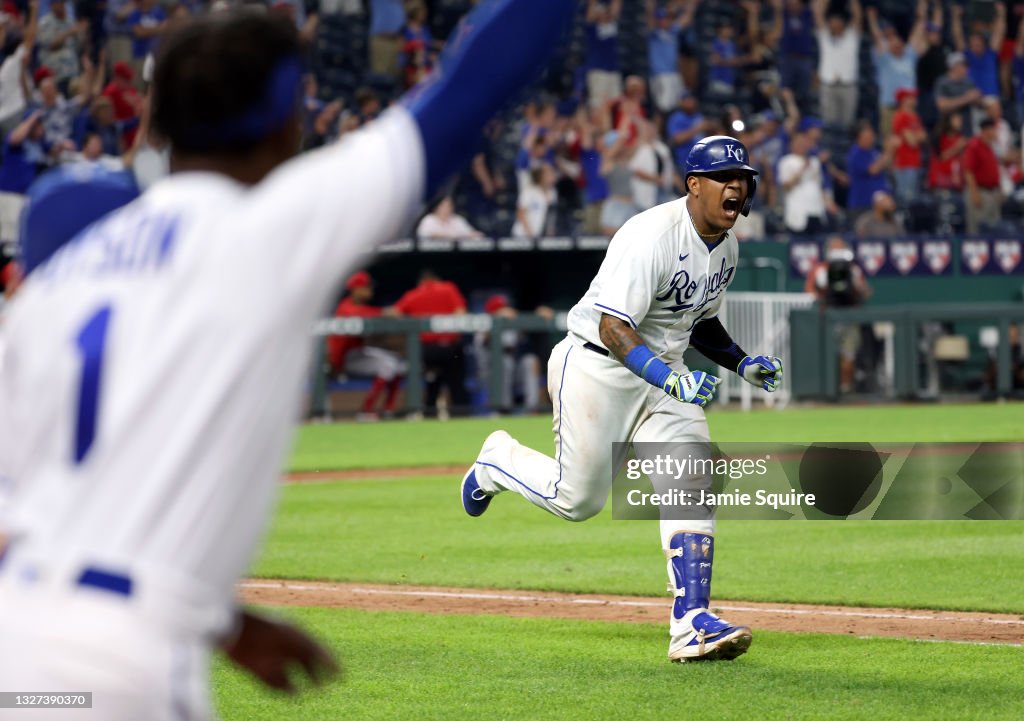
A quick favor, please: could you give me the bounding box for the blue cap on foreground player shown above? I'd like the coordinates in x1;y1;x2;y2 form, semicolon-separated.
19;164;140;276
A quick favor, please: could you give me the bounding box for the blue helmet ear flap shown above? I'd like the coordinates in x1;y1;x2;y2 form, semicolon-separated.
742;175;756;216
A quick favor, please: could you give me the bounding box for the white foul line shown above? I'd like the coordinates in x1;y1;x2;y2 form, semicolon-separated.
240;581;1024;641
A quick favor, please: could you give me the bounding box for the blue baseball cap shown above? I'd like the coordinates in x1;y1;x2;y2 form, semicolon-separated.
799;116;824;131
20;164;140;276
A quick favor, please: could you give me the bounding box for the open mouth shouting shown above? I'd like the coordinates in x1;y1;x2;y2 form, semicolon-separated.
722;196;741;220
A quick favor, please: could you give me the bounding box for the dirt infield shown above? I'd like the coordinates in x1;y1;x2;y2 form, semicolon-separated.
286;466;463;483
240;579;1024;646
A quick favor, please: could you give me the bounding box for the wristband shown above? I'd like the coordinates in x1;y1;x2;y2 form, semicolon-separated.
624;345;673;388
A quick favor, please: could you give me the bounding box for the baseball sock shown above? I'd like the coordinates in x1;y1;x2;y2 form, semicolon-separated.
383;377;402;412
363;377;388;412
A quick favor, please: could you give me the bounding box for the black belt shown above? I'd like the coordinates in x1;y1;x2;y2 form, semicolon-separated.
583;341;609;357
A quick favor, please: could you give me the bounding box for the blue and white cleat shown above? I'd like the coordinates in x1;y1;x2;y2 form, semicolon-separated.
668;608;752;662
461;465;493;517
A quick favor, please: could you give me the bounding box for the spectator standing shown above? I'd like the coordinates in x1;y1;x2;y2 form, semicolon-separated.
511;163;557;237
812;0;862;131
935;51;983;131
845;120;893;217
0;110;50;244
867;1;928;135
127;0;167;81
393;270;470;419
804;236;872;394
891;87;926;205
417;196;483;238
926;110;968;190
101;60;142;146
770;0;818;110
327;271;407;420
1013;19;1024;128
707;22;743;99
37;0;85;93
106;0;138;69
78;94;125;156
598;129;636;234
645;0;695;114
982;97;1016;195
578;107;609;234
0;110;52;190
37;58;99;149
399;3;436;68
0;1;38;136
854;190;904;237
915;4;949;128
952;2;1005;105
777;129;833;234
666;90;704;174
962;118;1003;233
368;0;404;78
584;0;622;108
629;118;672;211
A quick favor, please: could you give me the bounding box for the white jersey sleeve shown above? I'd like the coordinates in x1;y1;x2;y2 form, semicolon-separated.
227;108;425;311
567;198;739;364
591;213;672;330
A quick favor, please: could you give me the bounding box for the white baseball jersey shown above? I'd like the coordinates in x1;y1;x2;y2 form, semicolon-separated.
474;197;739;525
567;196;738;365
0;109;424;637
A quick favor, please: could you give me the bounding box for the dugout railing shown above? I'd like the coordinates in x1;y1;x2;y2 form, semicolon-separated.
790;303;1024;400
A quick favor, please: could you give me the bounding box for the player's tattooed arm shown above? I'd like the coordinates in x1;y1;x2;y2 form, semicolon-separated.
599;314;644;362
599;314;720;406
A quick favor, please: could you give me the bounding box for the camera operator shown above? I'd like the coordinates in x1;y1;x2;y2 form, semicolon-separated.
805;236;873;394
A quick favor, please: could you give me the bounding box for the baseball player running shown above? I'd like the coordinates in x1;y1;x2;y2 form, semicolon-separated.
461;136;784;662
0;2;575;718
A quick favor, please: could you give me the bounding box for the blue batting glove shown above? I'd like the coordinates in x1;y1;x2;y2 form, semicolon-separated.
664;370;721;407
737;355;784;392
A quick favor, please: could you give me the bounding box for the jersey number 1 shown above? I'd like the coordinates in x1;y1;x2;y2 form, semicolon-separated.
74;305;112;464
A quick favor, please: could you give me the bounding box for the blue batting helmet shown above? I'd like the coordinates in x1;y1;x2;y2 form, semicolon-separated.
19;164;140;276
684;135;758;216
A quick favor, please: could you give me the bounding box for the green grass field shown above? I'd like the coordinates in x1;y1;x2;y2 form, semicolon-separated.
217;404;1024;720
288;403;1024;471
213;609;1024;721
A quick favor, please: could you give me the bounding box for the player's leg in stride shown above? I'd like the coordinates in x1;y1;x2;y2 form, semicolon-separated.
461;135;783;662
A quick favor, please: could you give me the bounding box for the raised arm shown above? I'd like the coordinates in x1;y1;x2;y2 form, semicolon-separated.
950;3;965;51
908;0;928;54
404;0;577;197
865;5;884;49
8;110;41;146
811;0;827;30
991;2;1006;52
850;0;863;32
766;0;783;47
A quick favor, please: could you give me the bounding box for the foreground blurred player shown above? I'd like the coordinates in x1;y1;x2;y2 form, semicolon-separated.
461;136;784;662
0;2;575;718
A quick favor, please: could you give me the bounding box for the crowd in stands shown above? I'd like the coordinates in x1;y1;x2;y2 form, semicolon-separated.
418;0;1024;240
0;0;1023;264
